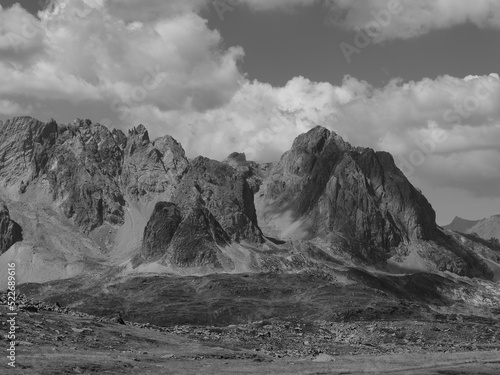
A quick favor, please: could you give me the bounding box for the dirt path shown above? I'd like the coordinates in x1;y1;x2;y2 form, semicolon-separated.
14;349;500;374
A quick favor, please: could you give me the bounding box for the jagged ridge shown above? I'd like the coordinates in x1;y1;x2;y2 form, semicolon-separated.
445;215;500;241
0;117;494;280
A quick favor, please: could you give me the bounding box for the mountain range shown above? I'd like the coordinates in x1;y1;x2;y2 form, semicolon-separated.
0;116;499;326
445;215;500;241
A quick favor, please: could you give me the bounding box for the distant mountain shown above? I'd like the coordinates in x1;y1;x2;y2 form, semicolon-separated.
444;217;481;234
445;215;500;240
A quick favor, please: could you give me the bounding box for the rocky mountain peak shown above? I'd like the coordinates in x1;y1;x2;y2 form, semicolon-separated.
128;124;149;144
445;216;481;233
261;125;438;261
294;125;350;150
227;152;247;163
121;128;188;201
111;128;127;149
278;126;354;177
290;126;331;157
0;116;54;186
445;214;500;240
153;135;189;173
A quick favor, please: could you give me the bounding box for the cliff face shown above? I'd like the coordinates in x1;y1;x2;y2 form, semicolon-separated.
167;205;230;268
44;120;126;233
141;201;232;268
0;117;127;233
172;157;263;244
223;152;268;194
0;117;57;187
142;202;183;259
140;156;263;268
121;125;189;201
262;126;437;260
0;200;22;254
0;117;189;234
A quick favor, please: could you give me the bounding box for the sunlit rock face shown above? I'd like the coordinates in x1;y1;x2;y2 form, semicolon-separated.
121;124;189;202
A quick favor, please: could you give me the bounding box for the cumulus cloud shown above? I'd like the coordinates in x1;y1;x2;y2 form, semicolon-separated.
0;3;45;63
241;0;319;12
167;73;500;200
103;0;207;22
100;0;320;23
103;0;321;22
1;0;500;203
0;61;102;102
0;100;33;116
327;0;500;41
115;71;500;197
0;0;245;113
324;74;500;198
128;75;374;162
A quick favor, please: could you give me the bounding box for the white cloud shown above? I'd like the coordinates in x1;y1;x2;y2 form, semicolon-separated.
103;0;207;22
0;0;245;112
0;100;32;116
103;0;320;22
241;0;319;12
1;0;500;203
0;3;44;62
116;72;500;197
0;61;102;102
327;0;500;42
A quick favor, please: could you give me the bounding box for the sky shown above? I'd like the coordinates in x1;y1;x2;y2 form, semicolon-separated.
0;0;500;225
